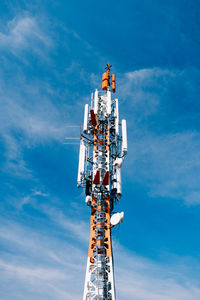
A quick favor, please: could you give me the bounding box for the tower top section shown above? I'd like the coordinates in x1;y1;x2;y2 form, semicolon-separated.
102;63;116;93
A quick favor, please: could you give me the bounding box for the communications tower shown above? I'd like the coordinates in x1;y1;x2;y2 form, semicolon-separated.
77;64;127;299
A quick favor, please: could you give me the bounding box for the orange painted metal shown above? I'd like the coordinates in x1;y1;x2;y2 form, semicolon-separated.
112;74;116;93
102;79;108;90
102;72;108;81
87;122;112;261
102;70;109;90
105;197;112;257
88;205;96;258
87;197;112;258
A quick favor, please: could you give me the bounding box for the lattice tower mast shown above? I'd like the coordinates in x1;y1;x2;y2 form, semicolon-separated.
77;64;127;300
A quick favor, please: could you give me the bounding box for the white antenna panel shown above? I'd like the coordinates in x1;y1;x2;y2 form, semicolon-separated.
94;89;98;115
122;119;127;154
107;90;111;115
115;99;119;135
83;104;88;133
91;92;93;108
77;139;86;186
116;167;122;195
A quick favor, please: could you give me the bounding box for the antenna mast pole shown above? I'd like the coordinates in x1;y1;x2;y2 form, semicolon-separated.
77;64;127;299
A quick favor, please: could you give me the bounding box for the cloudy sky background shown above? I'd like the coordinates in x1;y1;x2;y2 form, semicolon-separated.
0;1;200;299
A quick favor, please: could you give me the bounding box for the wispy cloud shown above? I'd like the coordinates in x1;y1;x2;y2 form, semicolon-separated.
0;15;63;177
0;15;52;55
127;131;200;204
0;88;66;176
119;67;200;205
114;244;200;300
0;69;75;177
39;204;90;243
0;216;200;300
0;217;85;300
119;68;174;119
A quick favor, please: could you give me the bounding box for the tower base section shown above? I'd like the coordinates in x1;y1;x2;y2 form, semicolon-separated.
83;255;115;300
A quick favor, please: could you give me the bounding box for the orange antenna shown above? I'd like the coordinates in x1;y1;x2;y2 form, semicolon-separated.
102;63;115;92
112;74;116;93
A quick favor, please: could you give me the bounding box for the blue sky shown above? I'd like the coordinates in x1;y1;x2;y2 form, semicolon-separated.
0;1;200;299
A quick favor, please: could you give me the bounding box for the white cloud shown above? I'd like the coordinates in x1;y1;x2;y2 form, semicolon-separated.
114;245;200;300
0;16;62;177
0;217;200;300
41;205;90;243
16;190;48;209
119;67;200;205
118;68;175;119
0;218;85;300
0;16;51;54
127;131;200;204
0;71;74;176
0;82;66;141
0;260;67;281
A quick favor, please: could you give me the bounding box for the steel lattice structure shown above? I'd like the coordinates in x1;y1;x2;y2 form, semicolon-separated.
77;64;127;300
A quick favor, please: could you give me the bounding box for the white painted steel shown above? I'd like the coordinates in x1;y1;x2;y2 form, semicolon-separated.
122;119;127;154
83;104;89;133
107;90;111;115
94;89;98;115
107;256;116;300
83;255;116;300
83;257;91;300
115;98;119;135
77;139;86;186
